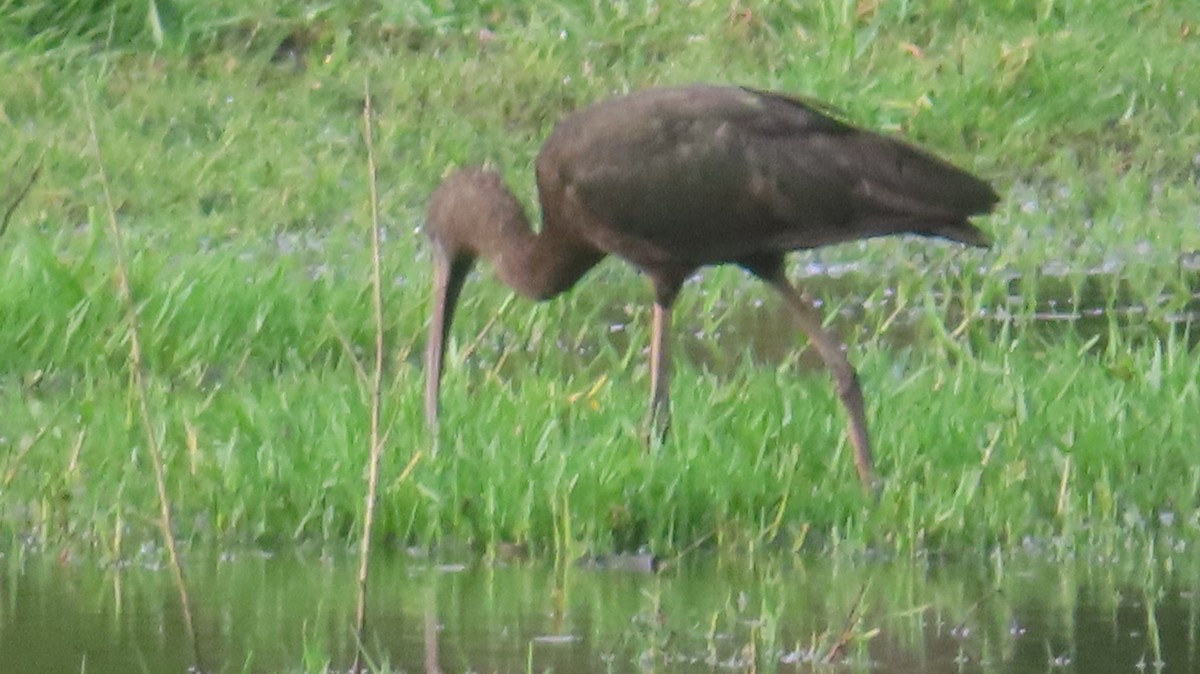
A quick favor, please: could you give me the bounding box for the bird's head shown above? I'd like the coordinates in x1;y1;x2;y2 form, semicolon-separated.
425;165;527;259
423;165;529;430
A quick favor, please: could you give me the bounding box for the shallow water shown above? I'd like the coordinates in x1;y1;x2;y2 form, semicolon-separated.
2;546;1197;673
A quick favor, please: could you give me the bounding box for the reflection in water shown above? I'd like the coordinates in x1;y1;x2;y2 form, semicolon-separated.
1;547;1197;673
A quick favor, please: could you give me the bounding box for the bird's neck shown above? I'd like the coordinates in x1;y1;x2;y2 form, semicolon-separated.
486;213;601;302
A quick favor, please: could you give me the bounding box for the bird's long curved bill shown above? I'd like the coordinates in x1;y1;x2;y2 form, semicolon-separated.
424;247;471;429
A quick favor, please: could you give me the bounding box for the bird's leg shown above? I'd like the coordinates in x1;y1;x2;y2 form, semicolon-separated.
646;301;673;441
767;277;879;495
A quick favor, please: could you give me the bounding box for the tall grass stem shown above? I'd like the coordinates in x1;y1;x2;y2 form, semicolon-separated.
83;85;202;668
353;74;387;668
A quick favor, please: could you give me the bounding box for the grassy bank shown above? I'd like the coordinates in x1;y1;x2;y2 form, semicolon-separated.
2;1;1198;557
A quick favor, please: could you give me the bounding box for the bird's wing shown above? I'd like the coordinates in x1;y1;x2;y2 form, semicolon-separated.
539;88;839;258
740;89;999;218
540;86;995;262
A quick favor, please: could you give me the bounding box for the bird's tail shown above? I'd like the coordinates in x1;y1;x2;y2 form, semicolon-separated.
846;133;1000;246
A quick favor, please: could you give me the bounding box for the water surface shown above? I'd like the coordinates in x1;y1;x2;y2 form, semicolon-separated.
2;546;1197;673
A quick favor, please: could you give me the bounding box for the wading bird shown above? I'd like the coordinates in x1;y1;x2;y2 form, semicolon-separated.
424;85;998;491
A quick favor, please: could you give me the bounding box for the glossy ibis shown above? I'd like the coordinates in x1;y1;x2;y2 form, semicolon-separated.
424;85;998;491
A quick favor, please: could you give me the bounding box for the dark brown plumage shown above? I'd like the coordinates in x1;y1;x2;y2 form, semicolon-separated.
424;85;999;491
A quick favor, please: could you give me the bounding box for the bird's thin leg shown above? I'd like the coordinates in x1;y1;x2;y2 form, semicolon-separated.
646;301;672;440
766;277;879;494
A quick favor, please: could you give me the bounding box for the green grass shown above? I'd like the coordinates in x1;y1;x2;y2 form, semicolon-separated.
1;0;1198;557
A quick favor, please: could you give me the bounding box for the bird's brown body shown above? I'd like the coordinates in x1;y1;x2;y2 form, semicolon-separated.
425;85;998;491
